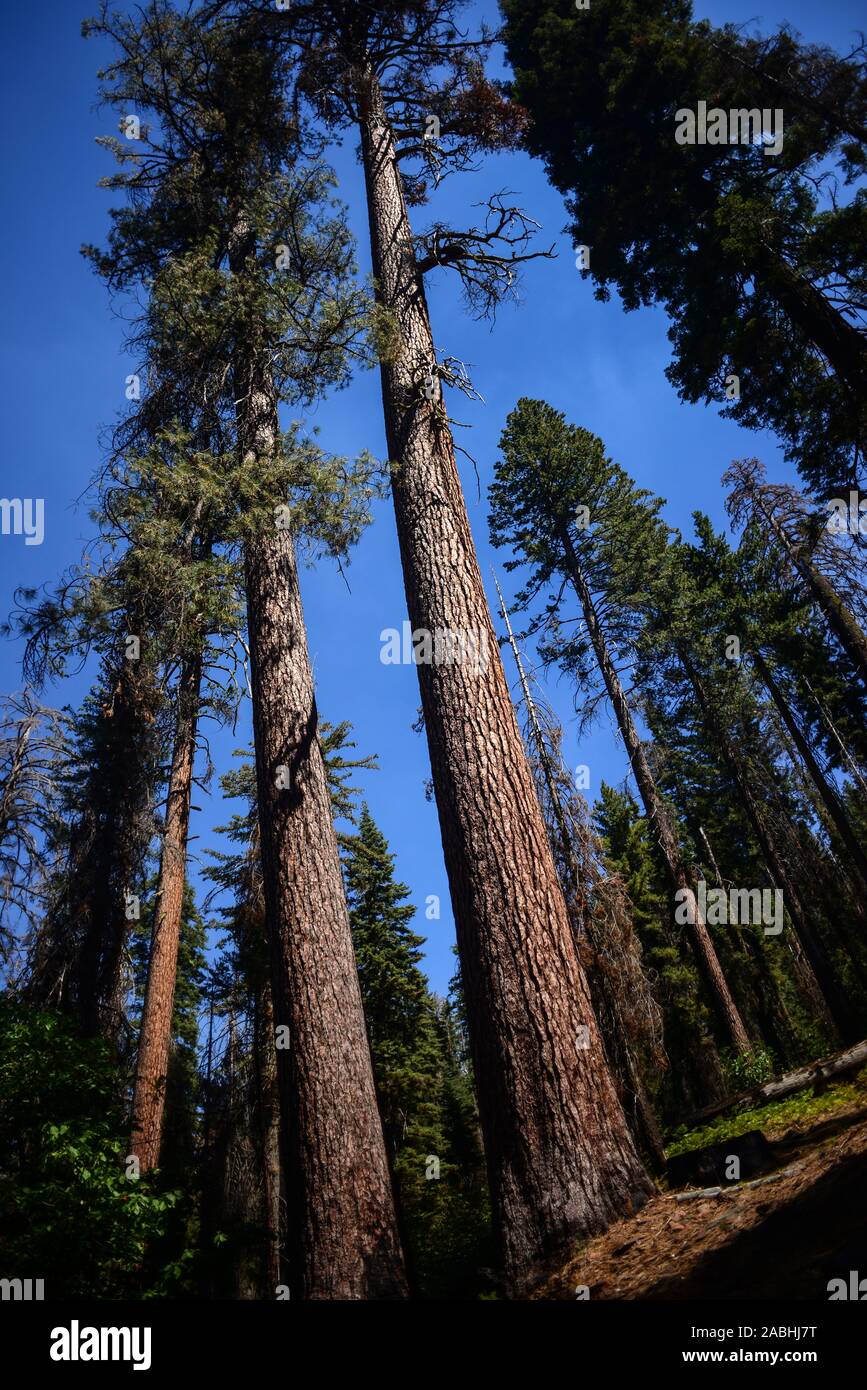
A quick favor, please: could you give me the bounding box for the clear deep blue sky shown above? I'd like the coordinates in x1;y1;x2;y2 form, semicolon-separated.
1;0;862;993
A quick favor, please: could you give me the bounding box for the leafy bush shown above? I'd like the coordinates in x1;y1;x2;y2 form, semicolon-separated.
721;1045;776;1093
0;1001;183;1297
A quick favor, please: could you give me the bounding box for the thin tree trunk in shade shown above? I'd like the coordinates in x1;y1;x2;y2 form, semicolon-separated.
682;651;859;1044
752;648;867;898
755;244;867;408
74;652;160;1039
755;491;867;689
253;976;282;1295
555;529;751;1055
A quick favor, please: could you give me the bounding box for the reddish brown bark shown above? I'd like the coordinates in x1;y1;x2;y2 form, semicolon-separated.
230;210;407;1297
242;518;407;1298
495;575;666;1171
130;652;202;1172
358;70;652;1290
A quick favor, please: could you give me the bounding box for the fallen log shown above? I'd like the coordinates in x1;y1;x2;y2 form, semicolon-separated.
676;1038;867;1132
673;1165;802;1203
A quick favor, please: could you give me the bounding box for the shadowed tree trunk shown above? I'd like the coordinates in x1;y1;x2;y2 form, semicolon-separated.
357;69;653;1290
71;650;161;1040
253;973;282;1296
554;528;751;1055
755;493;867;690
752;647;867;899
682;650;860;1044
754;243;867;409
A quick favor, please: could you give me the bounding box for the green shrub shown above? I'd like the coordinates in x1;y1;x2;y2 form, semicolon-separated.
0;1001;184;1297
721;1045;776;1093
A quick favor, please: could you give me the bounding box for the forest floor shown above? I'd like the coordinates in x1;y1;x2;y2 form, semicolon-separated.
531;1073;867;1300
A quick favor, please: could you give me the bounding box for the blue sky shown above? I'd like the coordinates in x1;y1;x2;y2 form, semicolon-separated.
0;0;862;994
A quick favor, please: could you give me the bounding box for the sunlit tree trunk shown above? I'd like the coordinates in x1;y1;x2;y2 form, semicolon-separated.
357;69;652;1290
130;652;202;1172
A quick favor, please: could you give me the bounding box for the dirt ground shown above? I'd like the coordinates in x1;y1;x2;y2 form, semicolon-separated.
531;1103;867;1300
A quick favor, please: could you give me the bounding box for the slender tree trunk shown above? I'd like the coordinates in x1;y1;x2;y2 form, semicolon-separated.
555;530;751;1054
230;219;406;1300
798;561;867;690
357;70;652;1290
755;243;867;410
253;974;282;1296
804;676;867;795
130;651;202;1172
755;494;867;688
682;651;860;1043
698;824;800;1062
752;648;867;897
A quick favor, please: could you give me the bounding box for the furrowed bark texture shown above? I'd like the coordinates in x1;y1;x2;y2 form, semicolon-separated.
253;974;282;1295
231;234;407;1295
243;521;406;1299
358;71;652;1290
495;576;666;1170
130;652;202;1173
557;531;752;1056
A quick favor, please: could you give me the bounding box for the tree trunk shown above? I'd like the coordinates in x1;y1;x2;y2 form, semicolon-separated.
74;651;160;1039
755;243;867;410
752;648;867;898
494;574;666;1171
357;69;652;1291
682;651;860;1044
130;651;202;1173
231;219;406;1299
253;973;282;1296
765;687;867;994
756;494;867;689
686;1036;867;1127
798;562;867;693
556;529;751;1054
243;530;407;1300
